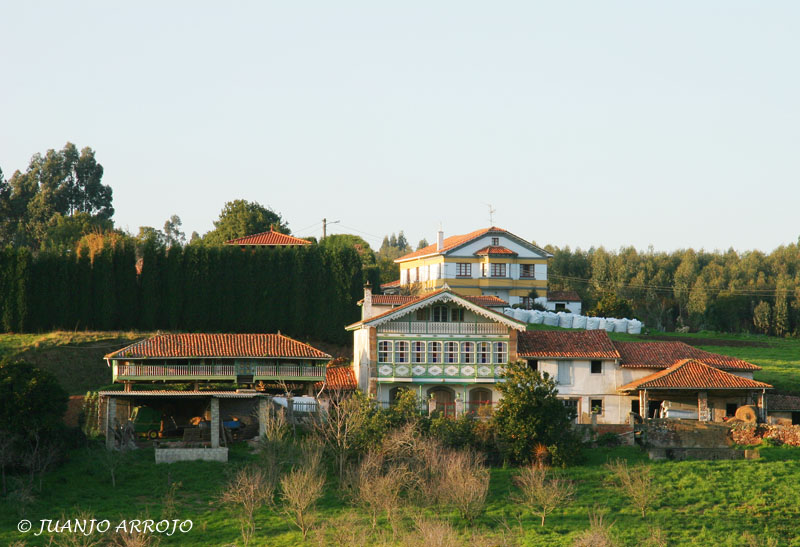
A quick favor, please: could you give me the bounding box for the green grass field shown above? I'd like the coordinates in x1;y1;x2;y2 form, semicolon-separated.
2;444;799;546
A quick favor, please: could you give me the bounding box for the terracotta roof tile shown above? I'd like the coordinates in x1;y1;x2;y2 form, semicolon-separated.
315;365;357;391
619;359;772;391
225;229;311;246
464;295;509;307
367;294;507;308
547;290;582;302
614;341;759;371
395;227;500;262
474;245;517;256
380;280;401;289
105;333;331;360
518;330;620;359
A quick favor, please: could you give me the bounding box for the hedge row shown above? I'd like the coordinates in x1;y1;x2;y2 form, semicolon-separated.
0;244;366;344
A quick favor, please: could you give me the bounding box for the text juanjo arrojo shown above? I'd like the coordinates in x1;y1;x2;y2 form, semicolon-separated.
18;518;193;536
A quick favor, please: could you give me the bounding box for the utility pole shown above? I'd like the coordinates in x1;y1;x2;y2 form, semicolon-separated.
322;218;340;240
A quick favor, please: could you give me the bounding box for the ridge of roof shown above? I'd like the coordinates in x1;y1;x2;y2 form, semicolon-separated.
105;333;331;360
618;359;772;391
225;229;311;246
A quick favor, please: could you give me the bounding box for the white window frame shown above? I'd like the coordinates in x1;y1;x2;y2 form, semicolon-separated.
462;342;475;364
557;360;573;385
456;263;471;277
428;341;442;364
445;342;459;364
412;341;426;363
477;342;490;364
378;341;392;363
490;263;506;278
394;341;409;364
493;342;507;364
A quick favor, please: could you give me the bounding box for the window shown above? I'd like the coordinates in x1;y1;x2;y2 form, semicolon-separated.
490;263;506;277
445;342;458;363
477;342;490;364
493;342;507;364
631;400;640;415
428;341;442;364
726;403;738;417
456;263;471;277
591;360;602;374
521;296;532;309
450;308;464;322
555;302;566;311
562;398;579;414
590;399;604;415
520;264;535;278
378;341;392;363
394;341;409;363
432;306;448;322
491;237;499;246
416;308;429;321
527;359;538;371
461;342;475;364
412;341;426;363
557;361;572;385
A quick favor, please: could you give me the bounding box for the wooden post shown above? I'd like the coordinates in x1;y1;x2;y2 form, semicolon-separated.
639;390;648;419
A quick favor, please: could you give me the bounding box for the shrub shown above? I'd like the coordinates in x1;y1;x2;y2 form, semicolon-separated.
512;464;574;526
604;459;659;518
219;465;276;546
280;458;326;539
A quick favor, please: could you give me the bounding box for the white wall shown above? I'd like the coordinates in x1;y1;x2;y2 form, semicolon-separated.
352;328;371;392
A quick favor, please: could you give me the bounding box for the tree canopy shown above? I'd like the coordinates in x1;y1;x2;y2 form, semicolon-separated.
0;360;68;436
0;143;114;250
203;200;289;245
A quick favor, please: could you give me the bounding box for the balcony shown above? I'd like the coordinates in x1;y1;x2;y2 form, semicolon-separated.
377;322;507;335
376;362;506;381
113;363;326;382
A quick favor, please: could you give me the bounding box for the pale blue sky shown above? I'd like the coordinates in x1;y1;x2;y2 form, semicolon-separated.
1;2;798;252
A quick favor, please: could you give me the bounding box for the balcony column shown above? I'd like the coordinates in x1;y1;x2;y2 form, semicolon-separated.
639;389;648;419
210;397;220;448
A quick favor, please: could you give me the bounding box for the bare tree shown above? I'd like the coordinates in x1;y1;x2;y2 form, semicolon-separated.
280;458;326;539
348;450;411;538
572;508;618;547
219;465;276;546
512;464;575;526
21;430;61;492
437;448;490;525
604;459;659;518
404;516;462;547
312;389;366;481
0;431;17;496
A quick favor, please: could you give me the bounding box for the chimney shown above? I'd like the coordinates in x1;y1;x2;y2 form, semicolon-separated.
362;282;373;319
437;228;444;251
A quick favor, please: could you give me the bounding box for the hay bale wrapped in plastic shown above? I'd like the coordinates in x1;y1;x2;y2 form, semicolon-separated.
572;315;587;329
614;318;629;333
627;319;643;334
586;317;600;330
558;313;574;328
603;319;616;332
543;312;560;326
530;310;544;324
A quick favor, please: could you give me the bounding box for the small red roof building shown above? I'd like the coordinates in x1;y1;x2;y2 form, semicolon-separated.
225;229;311;247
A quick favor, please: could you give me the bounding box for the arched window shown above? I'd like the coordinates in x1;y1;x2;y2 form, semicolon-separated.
469;388;492;413
427;387;455;418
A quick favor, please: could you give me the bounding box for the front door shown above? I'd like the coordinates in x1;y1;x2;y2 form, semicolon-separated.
430;387;455;417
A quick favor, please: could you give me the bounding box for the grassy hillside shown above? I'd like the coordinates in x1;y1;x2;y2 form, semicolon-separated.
1;444;796;546
0;331;151;395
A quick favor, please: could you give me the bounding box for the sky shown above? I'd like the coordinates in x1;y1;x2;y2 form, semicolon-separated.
1;2;799;253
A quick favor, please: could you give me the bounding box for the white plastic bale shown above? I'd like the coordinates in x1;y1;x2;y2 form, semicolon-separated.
627;319;643;334
602;319;616;332
530;311;544;324
543;312;560;326
558;313;574;328
614;318;629;333
572;315;587;329
586;317;600;330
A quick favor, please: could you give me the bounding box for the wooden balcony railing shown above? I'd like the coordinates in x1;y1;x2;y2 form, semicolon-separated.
377;322;507;335
113;363;325;382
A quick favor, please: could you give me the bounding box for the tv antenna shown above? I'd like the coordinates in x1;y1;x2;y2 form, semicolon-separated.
486;204;496;226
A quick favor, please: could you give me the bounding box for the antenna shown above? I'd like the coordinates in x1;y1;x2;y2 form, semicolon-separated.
486;204;496;226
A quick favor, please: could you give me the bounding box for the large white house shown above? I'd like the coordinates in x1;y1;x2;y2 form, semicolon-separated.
348;286;771;423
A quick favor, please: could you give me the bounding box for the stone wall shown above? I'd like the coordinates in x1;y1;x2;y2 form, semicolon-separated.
155;448;229;463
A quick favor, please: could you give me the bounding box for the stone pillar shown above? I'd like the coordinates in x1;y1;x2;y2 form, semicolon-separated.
106;397;117;450
455;394;464;417
639;390;648;419
210;397;220;448
428;397;436;416
258;397;268;438
698;391;709;422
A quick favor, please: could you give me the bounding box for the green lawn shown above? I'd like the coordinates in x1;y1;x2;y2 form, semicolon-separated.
2;444;799;546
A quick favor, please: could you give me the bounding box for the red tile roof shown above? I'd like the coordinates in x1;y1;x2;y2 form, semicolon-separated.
464;295;509;307
315;365;357;392
105;333;331;360
614;341;759;371
367;294;508;308
474;245;517;256
225;229;311;246
380;279;401;289
395;227;499;262
547;290;582;302
518;330;620;359
619;359;772;391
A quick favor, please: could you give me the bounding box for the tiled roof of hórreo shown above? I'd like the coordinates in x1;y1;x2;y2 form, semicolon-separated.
225;229;311;246
614;341;759;371
517;330;620;359
315;365;358;391
105;333;331;360
618;359;772;391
